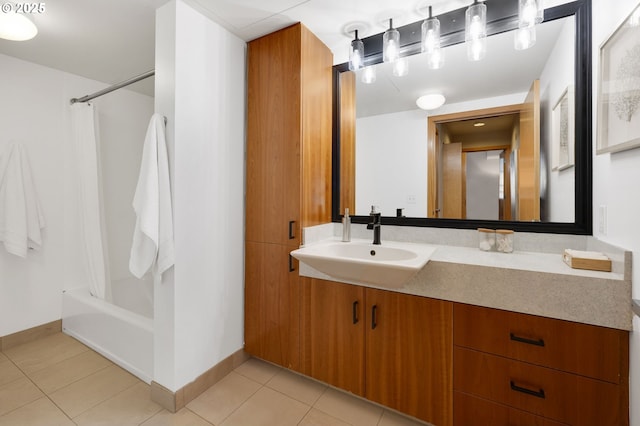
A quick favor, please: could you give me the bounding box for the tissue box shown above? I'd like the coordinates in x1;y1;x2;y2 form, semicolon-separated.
562;249;612;272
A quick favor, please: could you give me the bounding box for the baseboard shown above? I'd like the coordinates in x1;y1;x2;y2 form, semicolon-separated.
151;348;250;412
0;319;62;351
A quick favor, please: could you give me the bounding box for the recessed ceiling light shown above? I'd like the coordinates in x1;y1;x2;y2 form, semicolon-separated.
416;94;445;110
0;10;37;41
473;122;486;127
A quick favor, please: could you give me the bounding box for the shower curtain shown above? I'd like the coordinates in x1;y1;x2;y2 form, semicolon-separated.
70;103;110;300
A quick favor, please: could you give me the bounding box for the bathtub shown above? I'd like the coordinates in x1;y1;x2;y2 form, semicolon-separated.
62;278;154;383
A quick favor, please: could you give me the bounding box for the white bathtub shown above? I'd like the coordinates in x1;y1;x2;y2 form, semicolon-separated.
62;279;154;383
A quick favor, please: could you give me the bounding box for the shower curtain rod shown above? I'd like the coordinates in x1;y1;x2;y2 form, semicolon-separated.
69;69;155;105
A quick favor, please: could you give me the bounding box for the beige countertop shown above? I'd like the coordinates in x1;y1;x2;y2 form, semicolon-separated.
297;236;632;331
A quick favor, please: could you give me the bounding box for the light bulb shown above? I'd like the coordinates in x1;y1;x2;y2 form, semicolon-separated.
349;30;364;71
361;66;376;84
383;19;400;63
514;26;536;50
393;57;409;77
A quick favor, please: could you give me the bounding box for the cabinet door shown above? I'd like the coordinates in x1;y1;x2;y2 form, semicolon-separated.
300;278;365;395
246;25;302;246
245;241;300;370
365;288;453;426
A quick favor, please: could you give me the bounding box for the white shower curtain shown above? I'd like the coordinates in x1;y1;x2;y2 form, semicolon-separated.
70;103;110;300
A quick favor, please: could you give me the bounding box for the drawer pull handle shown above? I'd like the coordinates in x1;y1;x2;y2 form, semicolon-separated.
371;305;378;330
289;221;296;240
510;333;545;347
289;254;295;272
352;301;359;324
510;381;546;399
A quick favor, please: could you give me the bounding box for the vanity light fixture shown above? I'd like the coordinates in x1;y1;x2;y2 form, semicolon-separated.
393;57;409;77
421;6;444;69
514;25;536;50
361;65;377;84
416;94;446;110
518;0;544;28
383;19;400;63
0;7;37;41
465;0;487;61
349;29;365;71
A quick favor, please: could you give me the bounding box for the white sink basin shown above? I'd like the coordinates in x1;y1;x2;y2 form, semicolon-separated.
291;239;436;288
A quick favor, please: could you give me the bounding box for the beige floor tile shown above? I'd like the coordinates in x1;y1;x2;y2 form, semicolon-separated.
233;357;281;384
187;371;261;425
299;408;351;426
74;382;162;426
314;388;382;426
221;386;310;426
29;349;112;394
0;376;44;416
0;397;75;426
378;410;428;426
49;364;139;418
266;369;327;406
140;408;214;426
4;333;88;374
0;358;25;387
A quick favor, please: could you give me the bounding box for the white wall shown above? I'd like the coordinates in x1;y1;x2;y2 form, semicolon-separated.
592;1;640;424
539;16;575;222
0;53;153;337
154;0;246;391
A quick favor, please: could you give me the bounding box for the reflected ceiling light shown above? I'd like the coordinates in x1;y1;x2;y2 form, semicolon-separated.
361;65;376;84
0;8;37;41
393;57;409;77
383;19;400;63
421;6;444;69
514;25;536;50
465;0;487;61
349;29;365;71
416;94;446;110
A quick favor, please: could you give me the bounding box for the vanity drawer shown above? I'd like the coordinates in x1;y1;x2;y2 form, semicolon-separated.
454;391;568;426
453;303;624;383
453;347;622;425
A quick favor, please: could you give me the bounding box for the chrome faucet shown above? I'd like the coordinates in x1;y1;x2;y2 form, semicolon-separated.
367;206;382;245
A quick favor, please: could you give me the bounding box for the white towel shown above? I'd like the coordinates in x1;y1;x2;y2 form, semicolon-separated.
0;141;45;257
129;113;174;279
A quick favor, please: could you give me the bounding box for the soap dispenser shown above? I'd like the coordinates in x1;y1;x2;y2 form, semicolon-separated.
342;208;351;242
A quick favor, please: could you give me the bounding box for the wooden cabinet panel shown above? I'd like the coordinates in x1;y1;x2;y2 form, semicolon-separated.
454;303;625;384
244;242;300;371
453;347;621;425
366;288;452;426
454;392;569;426
300;278;365;395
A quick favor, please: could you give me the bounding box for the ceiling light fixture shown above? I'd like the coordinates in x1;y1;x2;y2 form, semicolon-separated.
465;0;487;61
416;94;446;110
383;19;400;63
349;29;365;71
361;65;377;84
0;8;37;41
421;6;444;69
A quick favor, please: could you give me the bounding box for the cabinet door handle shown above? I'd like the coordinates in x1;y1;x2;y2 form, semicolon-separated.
288;221;296;240
510;333;545;347
510;381;546;399
352;301;359;324
289;254;295;272
371;305;378;330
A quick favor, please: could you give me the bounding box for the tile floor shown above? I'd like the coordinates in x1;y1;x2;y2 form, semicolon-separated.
0;333;428;425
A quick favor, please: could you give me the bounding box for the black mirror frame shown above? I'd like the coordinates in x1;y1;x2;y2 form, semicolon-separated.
332;0;592;235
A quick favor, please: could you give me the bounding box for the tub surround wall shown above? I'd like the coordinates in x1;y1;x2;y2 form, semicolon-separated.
0;53;153;337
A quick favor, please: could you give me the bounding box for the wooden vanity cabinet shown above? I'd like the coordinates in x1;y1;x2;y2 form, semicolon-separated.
301;278;453;426
453;303;629;426
244;23;332;371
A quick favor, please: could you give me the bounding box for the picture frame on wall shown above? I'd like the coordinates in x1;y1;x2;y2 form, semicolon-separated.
596;2;640;155
552;86;575;170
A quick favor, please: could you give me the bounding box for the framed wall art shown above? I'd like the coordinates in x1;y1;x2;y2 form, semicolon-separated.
597;2;640;154
552;85;575;170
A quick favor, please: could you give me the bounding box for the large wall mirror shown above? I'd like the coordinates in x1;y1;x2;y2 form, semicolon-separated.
332;0;592;234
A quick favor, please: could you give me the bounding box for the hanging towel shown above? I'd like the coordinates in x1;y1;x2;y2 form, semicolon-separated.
129;113;174;279
0;141;45;257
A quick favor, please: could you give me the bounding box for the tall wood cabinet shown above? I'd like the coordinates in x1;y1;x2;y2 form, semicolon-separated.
301;278;453;426
244;23;332;371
